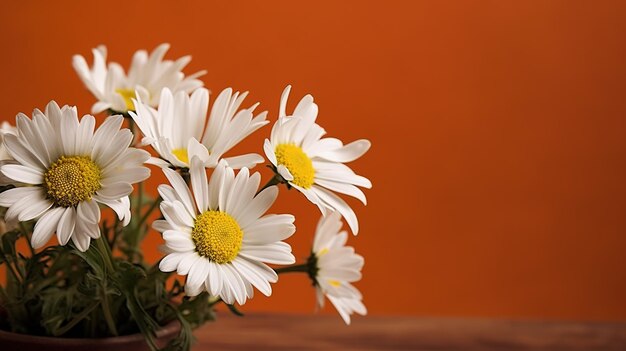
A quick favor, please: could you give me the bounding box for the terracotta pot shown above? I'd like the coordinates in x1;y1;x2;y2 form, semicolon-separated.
0;321;180;351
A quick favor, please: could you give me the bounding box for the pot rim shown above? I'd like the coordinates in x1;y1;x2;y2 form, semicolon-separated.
0;320;180;345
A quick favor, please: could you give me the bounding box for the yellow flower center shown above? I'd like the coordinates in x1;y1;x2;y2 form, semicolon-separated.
44;156;102;208
171;148;189;165
274;143;315;188
115;88;137;111
191;211;243;264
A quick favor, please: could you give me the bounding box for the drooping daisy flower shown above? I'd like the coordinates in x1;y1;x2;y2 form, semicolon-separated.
264;85;371;234
0;102;150;251
73;43;206;115
155;157;296;304
309;211;366;325
130;87;268;169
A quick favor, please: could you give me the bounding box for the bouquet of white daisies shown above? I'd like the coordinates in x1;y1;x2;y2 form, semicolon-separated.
0;44;370;350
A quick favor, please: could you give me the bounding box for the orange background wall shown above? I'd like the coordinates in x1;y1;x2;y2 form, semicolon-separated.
1;1;626;320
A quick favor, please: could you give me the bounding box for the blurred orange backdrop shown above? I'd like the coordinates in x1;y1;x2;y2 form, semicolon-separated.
1;1;626;321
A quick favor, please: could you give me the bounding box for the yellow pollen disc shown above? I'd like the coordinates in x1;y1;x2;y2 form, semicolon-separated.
115;88;137;111
328;279;342;287
274;143;315;188
317;248;329;257
192;211;243;264
44;156;102;208
172;148;189;164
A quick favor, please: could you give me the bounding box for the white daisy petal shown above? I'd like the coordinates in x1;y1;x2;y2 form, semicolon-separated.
222;264;247;305
263;139;277;165
238;186;278;228
17;196;52;222
5;190;45;222
159;252;186;272
239;242;295;265
0;187;42;207
243;214;295;244
314;178;367;205
57;207;77;246
163;230;195;251
190;156;209;213
96;182;133;200
316;139;371;163
3;134;43;170
313;186;359;235
31;207;65;249
207;262;223;297
94;195;132;226
231;258;272;296
1;164;43;184
186;259;210;297
222;154;264;169
162;167;195;216
177;253;201;275
71;232;91;252
152;219;173;233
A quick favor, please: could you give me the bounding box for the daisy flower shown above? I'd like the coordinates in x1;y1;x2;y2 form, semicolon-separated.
155;157;296;304
0;101;150;251
264;85;371;234
309;211;366;325
130;87;268;169
73;43;206;115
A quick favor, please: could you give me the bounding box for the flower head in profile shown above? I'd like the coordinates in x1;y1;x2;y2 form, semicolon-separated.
156;158;296;304
0;102;150;251
130;87;268;169
309;212;366;325
73;43;206;114
264;86;371;234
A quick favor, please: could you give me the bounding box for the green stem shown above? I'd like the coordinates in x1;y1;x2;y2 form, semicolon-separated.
135;181;144;232
55;301;99;336
136;198;161;236
256;174;283;196
95;236;114;272
100;283;118;336
111;216;122;248
127;117;137;144
94;236;118;336
274;263;309;274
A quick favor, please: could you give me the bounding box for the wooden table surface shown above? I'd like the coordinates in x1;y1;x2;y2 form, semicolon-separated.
194;313;626;351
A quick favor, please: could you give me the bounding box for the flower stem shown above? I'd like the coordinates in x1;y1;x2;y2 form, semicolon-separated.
256;174;283;196
275;263;309;274
95;235;115;274
94;236;118;336
135;181;144;232
136;197;161;234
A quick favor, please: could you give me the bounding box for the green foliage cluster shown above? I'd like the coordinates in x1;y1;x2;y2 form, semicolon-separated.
0;188;218;351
